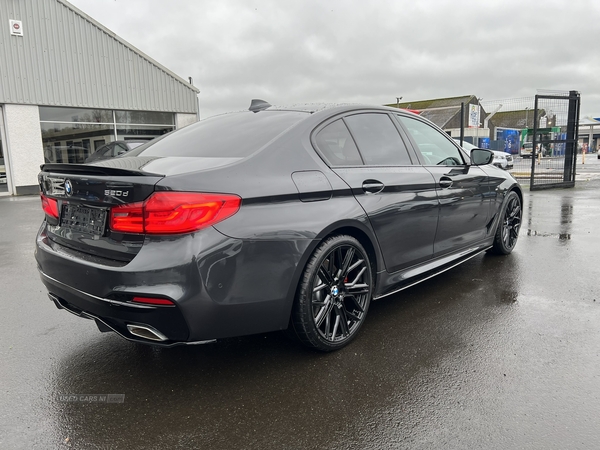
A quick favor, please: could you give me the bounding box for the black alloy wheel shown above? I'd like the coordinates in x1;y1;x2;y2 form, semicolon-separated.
491;191;522;255
291;235;373;351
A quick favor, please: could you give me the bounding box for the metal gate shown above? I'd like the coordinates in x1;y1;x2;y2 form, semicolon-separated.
530;91;580;190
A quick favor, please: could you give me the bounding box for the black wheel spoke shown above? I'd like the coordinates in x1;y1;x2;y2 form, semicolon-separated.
345;269;367;287
331;314;341;341
346;284;369;295
334;247;343;277
313;282;328;294
314;296;333;328
324;309;331;340
345;294;365;313
335;305;350;336
344;307;362;323
339;247;355;279
509;204;521;219
318;266;334;286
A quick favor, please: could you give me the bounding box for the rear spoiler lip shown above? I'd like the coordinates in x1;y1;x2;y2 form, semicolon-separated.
40;163;164;177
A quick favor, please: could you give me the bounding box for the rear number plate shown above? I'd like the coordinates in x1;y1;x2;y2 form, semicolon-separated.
61;204;107;236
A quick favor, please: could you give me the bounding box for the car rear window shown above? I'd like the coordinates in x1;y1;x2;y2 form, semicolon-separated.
130;111;307;158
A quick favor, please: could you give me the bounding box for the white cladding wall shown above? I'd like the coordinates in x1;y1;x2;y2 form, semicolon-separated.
3;104;45;190
175;113;198;129
0;0;199;113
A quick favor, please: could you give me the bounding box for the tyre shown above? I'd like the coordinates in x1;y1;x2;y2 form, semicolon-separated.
490;191;522;255
290;235;373;351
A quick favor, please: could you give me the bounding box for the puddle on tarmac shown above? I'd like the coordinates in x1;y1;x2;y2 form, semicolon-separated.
526;230;571;240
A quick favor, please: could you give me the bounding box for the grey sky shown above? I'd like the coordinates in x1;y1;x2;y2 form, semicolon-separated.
67;0;600;119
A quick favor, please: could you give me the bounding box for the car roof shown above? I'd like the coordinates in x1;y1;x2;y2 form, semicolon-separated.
234;102;417;117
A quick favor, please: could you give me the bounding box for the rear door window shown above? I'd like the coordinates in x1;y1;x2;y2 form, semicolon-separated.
344;113;413;166
314;119;363;166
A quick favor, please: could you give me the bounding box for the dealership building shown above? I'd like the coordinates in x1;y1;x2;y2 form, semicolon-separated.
0;0;199;196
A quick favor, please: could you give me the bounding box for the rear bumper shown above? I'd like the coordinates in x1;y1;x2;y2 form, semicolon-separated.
35;222;312;345
40;271;198;346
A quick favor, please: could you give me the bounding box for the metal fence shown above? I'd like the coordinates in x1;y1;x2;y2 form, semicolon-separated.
480;91;580;190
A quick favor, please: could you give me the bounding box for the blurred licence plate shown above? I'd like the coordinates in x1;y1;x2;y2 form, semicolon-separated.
61;204;107;236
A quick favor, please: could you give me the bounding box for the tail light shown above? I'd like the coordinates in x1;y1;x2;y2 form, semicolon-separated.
110;192;241;234
41;194;59;219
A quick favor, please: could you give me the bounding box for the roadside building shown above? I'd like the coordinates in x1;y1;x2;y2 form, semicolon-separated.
388;96;558;153
0;0;199;196
386;95;490;143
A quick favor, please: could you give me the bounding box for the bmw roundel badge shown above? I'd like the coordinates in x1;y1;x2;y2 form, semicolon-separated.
65;179;73;196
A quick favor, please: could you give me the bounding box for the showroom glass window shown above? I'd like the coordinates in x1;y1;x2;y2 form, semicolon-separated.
397;115;466;166
39;107;174;164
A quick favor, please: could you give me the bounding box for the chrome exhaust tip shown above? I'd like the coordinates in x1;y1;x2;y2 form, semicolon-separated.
126;324;168;342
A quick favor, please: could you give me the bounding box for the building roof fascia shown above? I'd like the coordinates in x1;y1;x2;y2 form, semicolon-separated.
57;0;200;94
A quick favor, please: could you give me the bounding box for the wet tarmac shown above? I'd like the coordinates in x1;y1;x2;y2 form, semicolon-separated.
1;177;599;449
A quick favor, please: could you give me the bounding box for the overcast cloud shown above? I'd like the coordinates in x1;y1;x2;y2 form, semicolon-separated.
67;0;600;118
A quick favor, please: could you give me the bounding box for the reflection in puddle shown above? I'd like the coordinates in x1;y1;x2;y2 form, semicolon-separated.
526;230;571;240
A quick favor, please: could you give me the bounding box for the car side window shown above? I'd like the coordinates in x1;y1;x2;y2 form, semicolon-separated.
101;143;114;156
397;115;465;166
113;143;128;156
314;119;363;166
344;113;412;166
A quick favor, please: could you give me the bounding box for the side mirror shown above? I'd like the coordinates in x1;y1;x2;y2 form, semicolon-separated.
470;148;493;166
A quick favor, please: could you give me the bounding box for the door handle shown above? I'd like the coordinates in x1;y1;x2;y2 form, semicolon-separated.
362;179;385;194
439;177;453;188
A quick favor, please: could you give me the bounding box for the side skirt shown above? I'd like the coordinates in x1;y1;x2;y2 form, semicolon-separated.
373;240;493;300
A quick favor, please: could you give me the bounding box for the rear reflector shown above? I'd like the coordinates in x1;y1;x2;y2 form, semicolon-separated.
41;194;59;219
110;192;241;234
131;296;175;306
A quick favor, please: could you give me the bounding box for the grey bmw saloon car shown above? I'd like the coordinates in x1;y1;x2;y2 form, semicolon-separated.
35;101;522;351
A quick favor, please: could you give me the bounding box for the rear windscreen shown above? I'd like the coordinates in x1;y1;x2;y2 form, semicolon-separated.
129;111;307;158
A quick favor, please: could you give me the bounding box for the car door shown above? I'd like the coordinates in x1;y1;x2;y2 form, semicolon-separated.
313;112;439;273
395;114;491;256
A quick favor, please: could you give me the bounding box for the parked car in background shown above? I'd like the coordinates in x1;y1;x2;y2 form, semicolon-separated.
491;150;514;169
36;101;522;352
520;142;533;158
455;140;513;170
85;140;148;163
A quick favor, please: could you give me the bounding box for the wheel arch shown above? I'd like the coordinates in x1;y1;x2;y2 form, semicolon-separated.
281;219;383;327
324;226;380;286
510;183;523;205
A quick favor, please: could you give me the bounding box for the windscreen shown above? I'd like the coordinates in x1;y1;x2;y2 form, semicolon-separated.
129;111;307;158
